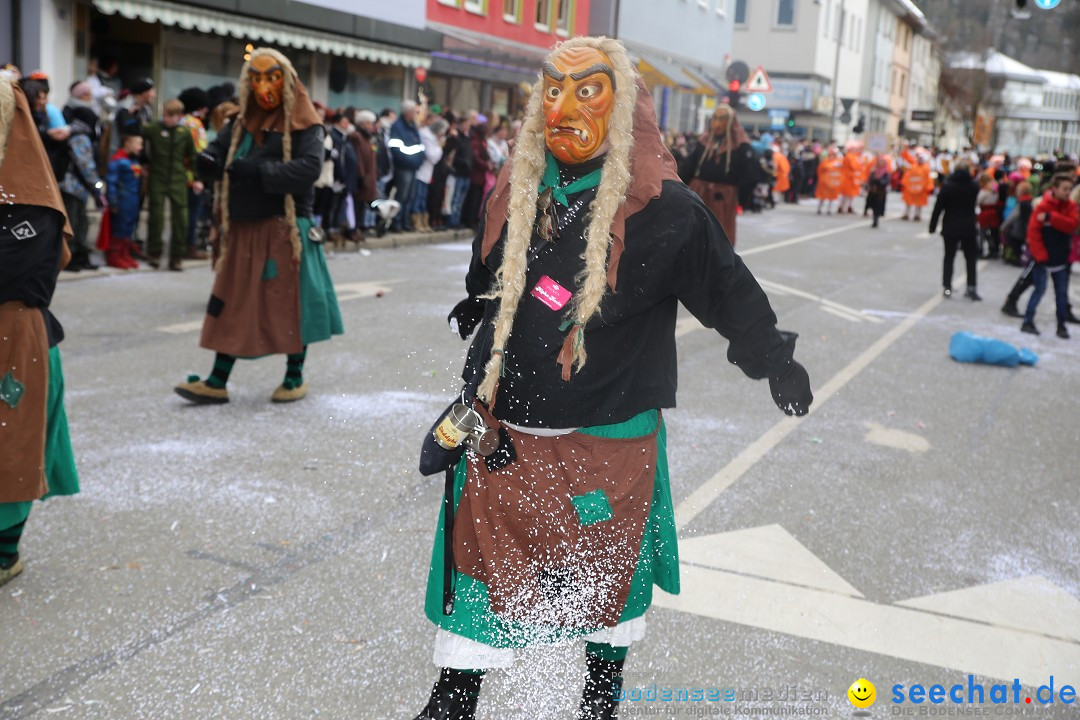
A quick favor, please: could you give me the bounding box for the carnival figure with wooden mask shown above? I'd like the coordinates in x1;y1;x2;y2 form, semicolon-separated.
174;48;342;406
414;37;813;720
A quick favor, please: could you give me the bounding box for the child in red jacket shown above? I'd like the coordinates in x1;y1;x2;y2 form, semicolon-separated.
1021;174;1080;338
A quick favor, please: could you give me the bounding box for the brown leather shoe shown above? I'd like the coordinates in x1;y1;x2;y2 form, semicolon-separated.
186;247;210;260
168;258;183;272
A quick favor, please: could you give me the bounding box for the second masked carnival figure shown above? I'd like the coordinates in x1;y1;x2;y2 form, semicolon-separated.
175;48;343;405
414;37;814;720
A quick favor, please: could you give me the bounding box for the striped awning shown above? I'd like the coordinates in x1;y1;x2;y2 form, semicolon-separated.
93;0;431;68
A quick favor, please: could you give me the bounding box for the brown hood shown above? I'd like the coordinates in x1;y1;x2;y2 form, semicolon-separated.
482;74;680;292
0;81;73;255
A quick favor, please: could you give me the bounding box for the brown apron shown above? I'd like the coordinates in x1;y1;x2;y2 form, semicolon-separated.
689;178;738;247
0;302;50;503
200;216;303;357
453;405;660;629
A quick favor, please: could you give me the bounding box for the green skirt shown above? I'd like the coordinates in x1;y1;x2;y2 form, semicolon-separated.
424;409;680;648
0;346;79;530
297;217;344;346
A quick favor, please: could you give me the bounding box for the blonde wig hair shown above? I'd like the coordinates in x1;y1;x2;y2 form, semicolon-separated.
476;36;638;404
0;78;14;171
218;47;302;264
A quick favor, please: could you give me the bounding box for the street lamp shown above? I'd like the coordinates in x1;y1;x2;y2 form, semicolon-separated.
829;0;846;143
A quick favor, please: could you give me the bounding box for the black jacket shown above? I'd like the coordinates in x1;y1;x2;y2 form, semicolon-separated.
0;204;67;347
449;131;474;177
198;122;324;220
929;170;979;239
463;175;791;428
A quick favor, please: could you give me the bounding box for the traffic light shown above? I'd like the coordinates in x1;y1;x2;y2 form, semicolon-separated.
852;114;865;134
787;118;796;129
898;119;907;136
726;79;742;107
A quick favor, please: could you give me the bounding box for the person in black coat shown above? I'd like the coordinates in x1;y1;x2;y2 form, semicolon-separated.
929;160;981;300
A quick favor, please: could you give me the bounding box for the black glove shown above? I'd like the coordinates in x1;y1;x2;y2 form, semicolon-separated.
448;296;487;340
228;159;260;181
769;360;813;417
197;148;224;179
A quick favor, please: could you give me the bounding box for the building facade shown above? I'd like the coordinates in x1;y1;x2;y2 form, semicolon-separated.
588;0;732;134
730;0;870;142
950;51;1080;157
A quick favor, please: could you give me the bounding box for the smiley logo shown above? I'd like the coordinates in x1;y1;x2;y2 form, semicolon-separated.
848;678;876;708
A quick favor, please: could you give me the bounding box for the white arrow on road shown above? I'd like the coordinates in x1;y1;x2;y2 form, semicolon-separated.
655;525;1080;688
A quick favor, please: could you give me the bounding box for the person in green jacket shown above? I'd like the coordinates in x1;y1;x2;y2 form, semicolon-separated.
144;98;202;270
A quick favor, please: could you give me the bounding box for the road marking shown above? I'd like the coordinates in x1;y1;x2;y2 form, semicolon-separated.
155;281;397;333
863;421;930;453
740;220;868;257
654;562;1080;688
334;280;396;302
678;524;864;597
897;576;1080;644
156;320;203;334
674;289;945;530
757;279;883;324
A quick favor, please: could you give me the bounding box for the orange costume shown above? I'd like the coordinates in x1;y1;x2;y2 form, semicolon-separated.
901;163;932;208
839;151;862;198
773;150;791;194
816;157;843;201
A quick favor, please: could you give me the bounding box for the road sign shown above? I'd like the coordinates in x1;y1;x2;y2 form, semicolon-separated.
911;110;934;122
726;61;750;84
1034;0;1062;9
866;133;888;154
747;93;767;112
745;65;773;93
839;111;852;124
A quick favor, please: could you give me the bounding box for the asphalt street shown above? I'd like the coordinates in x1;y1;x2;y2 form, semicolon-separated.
2;196;1078;719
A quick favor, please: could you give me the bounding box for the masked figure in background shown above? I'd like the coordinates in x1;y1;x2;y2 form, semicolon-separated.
0;78;80;586
175;48;342;405
678;102;754;246
415;37;813;720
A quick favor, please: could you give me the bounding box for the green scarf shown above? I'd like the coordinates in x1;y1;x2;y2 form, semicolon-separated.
539;151;603;207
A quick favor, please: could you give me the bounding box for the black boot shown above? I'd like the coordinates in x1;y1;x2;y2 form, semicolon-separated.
1001;301;1022;318
578;653;625;719
413;668;483;720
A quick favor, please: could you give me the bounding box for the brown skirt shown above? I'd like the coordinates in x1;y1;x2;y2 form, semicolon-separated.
200;217;303;357
689;178;738;247
453;405;661;629
0;302;50;503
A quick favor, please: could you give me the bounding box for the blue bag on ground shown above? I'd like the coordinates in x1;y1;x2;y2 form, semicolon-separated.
949;331;1037;367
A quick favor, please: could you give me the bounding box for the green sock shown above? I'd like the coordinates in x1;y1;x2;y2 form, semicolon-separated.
0;515;28;567
206;353;236;389
283;346;307;389
585;642;628;662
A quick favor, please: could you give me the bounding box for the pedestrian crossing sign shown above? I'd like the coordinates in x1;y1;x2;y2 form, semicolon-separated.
745;66;773;93
1033;0;1061;9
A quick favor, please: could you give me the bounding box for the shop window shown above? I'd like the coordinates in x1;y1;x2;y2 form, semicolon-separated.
555;0;573;35
464;0;487;14
535;0;552;31
503;0;521;22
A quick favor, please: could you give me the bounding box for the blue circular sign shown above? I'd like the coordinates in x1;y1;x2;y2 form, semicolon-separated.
747;93;767;112
1034;0;1062;9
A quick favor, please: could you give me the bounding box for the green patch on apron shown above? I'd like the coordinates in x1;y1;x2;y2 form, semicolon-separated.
572;489;614;526
424;409;680;648
261;258;278;281
0;371;25;409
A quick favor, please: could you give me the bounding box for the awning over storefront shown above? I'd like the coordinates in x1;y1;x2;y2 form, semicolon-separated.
92;0;432;68
428;22;544;86
628;46;719;96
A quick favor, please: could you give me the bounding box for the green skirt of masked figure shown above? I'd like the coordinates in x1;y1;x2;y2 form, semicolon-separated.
0;346;80;530
423;409;681;648
297;216;343;346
